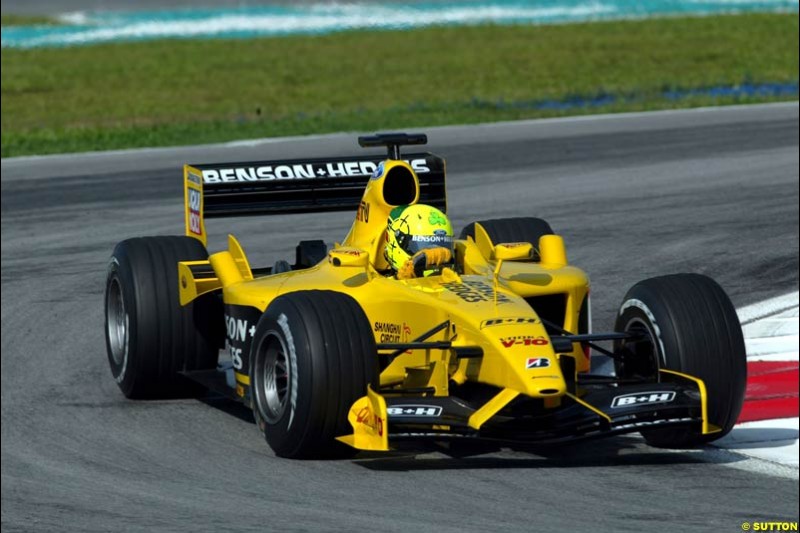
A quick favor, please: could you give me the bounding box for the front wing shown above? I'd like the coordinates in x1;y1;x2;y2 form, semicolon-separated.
337;370;720;450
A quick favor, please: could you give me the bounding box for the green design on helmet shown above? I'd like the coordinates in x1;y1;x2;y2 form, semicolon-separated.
385;204;454;274
429;211;448;227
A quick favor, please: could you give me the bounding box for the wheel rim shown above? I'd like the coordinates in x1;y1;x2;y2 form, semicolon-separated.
106;277;128;366
618;318;660;380
254;332;291;424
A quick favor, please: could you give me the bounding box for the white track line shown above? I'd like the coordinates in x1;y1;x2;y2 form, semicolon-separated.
738;291;799;325
742;295;799;362
716;418;799;468
710;292;799;478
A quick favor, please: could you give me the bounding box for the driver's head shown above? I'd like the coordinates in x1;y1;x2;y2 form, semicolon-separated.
385;204;454;275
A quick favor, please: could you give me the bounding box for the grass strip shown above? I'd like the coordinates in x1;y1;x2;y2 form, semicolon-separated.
2;13;797;157
1;14;59;26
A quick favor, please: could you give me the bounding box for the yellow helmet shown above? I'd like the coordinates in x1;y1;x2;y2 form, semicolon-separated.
385;204;454;275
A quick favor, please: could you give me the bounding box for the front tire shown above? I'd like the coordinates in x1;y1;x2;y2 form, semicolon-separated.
250;290;379;459
104;236;223;399
614;274;746;447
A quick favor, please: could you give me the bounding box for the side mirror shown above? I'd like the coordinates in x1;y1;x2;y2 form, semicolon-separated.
493;242;533;261
329;247;370;268
491;242;533;295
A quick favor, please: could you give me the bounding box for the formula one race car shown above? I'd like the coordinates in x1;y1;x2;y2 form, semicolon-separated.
104;133;747;458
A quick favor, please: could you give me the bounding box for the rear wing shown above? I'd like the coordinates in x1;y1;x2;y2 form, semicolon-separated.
184;152;446;245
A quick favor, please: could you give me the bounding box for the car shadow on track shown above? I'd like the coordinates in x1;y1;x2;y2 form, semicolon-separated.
199;395;255;424
351;439;747;471
715;427;799;449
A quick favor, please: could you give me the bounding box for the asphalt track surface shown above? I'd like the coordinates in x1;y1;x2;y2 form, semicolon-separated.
2;103;799;532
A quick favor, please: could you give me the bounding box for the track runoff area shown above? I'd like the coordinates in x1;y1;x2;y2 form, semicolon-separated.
712;292;798;474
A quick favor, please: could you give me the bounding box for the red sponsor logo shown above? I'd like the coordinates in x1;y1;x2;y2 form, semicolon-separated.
337;249;364;257
356;406;384;437
526;357;550;369
501;336;549;348
188;188;202;236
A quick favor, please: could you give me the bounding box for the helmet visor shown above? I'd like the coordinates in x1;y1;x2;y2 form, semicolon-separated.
402;233;455;256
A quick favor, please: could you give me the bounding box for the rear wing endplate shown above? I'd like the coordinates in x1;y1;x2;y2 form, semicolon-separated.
184;152;446;245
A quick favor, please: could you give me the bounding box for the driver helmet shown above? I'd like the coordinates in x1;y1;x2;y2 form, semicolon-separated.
385;204;454;275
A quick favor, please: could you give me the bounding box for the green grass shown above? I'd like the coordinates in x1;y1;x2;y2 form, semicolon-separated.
1;13;798;157
1;14;58;26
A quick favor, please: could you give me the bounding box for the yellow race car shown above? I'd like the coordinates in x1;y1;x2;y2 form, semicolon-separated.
104;133;747;458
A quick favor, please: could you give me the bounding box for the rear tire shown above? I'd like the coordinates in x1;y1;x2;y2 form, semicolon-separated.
460;217;554;260
614;274;746;447
250;290;379;459
104;236;223;399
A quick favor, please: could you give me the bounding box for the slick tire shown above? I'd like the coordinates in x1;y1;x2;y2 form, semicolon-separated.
460;217;554;261
105;236;223;399
613;274;747;447
250;290;379;459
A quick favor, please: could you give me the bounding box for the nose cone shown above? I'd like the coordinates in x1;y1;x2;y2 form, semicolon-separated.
482;318;568;398
520;353;567;397
529;373;567;396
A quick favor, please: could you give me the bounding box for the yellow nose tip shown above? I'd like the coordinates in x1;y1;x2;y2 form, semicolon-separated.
529;376;566;397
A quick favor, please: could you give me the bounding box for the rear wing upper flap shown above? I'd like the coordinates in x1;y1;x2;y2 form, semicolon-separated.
184;152;446;245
